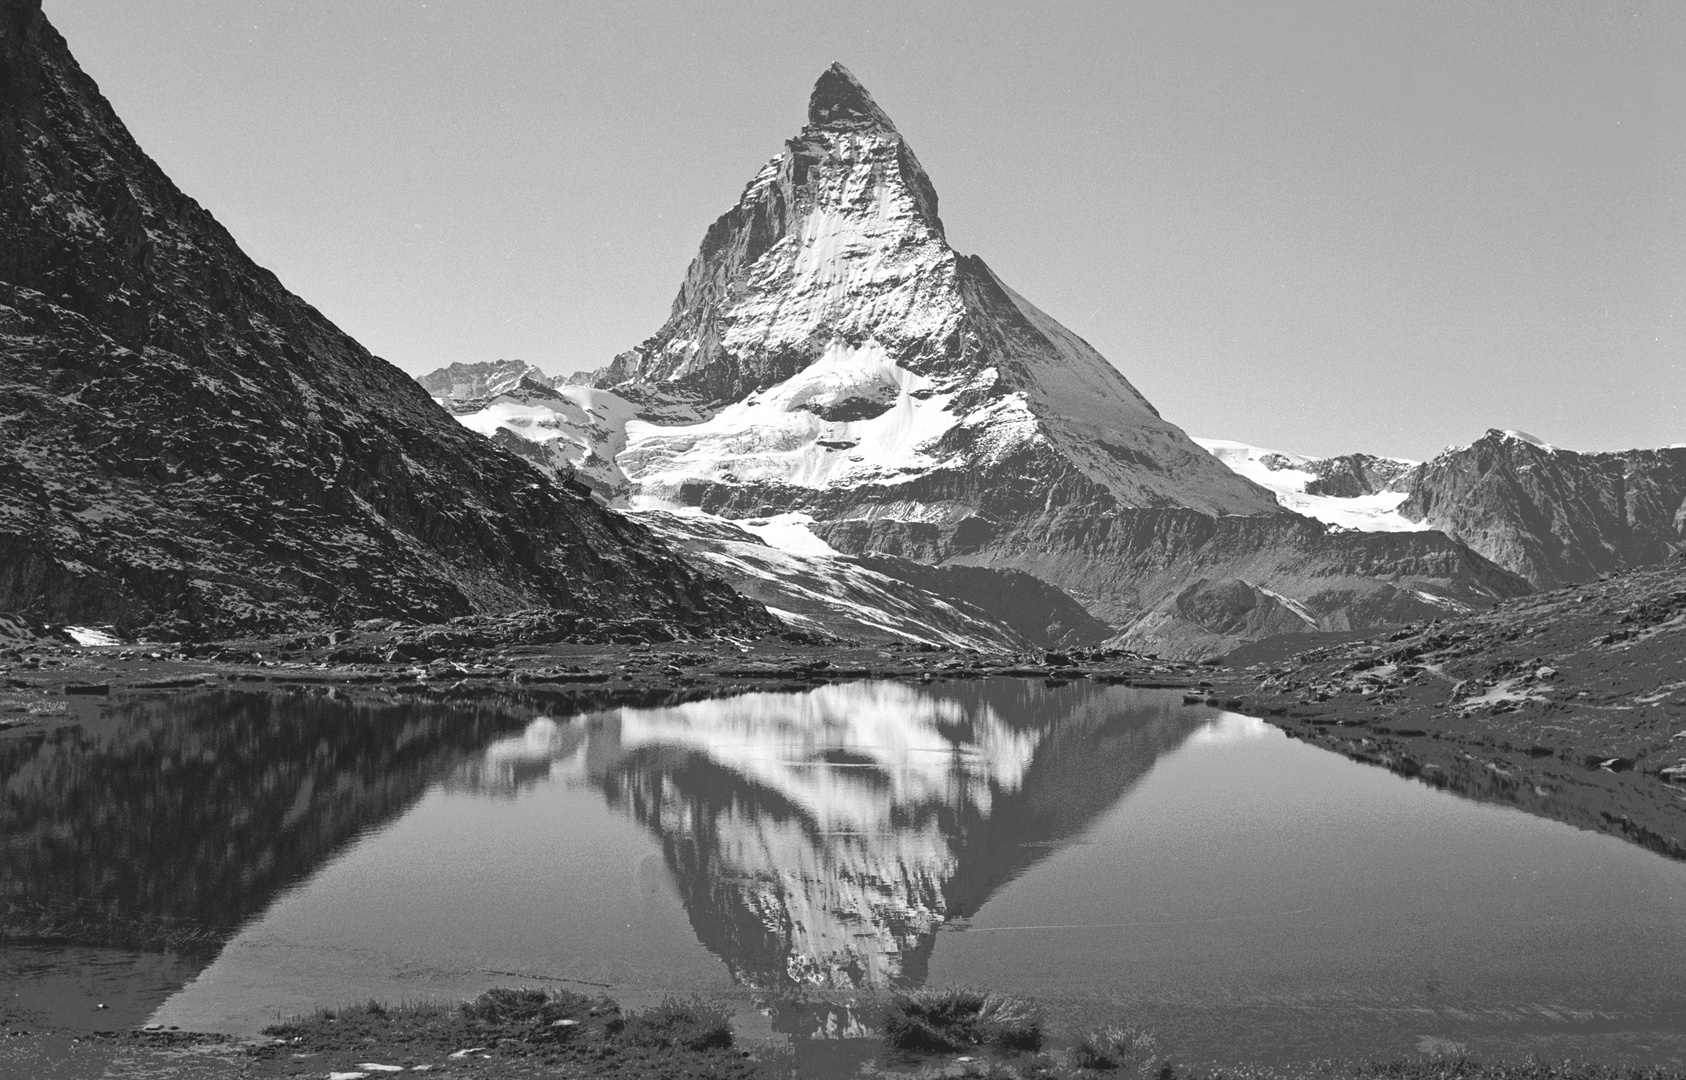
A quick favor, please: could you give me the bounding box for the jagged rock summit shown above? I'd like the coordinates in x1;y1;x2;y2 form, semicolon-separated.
591;62;1276;522
0;0;766;639
807;61;900;132
570;64;1523;648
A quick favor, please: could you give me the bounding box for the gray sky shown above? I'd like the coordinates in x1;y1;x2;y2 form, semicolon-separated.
46;1;1684;459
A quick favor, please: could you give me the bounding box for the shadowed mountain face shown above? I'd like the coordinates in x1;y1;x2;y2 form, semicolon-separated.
0;0;765;639
1397;431;1686;589
454;680;1210;990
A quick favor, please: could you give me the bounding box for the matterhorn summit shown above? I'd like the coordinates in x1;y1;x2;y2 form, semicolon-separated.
592;64;1277;523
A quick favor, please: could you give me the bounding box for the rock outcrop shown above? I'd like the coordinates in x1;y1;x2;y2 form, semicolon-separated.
0;0;766;639
1397;430;1686;589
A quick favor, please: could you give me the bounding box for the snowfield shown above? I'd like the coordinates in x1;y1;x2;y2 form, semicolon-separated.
1194;438;1431;533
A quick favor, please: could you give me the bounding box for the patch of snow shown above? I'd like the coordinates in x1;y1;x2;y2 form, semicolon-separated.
1194;437;1431;533
1500;429;1556;451
1255;586;1321;627
736;512;841;556
63;625;122;646
1459;678;1546;709
450;385;639;498
622;338;962;499
1410;589;1472;614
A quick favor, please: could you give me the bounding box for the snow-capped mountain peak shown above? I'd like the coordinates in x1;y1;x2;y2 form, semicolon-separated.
585;64;1278;534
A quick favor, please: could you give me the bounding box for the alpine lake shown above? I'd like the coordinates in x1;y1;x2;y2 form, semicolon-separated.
4;678;1684;1072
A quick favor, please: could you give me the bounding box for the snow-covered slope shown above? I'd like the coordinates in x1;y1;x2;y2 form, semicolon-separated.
442;381;639;502
1193;438;1426;532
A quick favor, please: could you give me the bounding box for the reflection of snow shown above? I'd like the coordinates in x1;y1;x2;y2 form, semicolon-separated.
464;682;1205;991
617;683;1037;827
470;683;1042;989
1186;713;1275;746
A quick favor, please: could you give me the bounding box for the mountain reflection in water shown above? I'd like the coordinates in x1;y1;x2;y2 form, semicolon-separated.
448;680;1210;989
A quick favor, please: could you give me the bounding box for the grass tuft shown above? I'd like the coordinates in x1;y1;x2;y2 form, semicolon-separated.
883;987;1044;1053
1070;1024;1164;1073
620;996;735;1052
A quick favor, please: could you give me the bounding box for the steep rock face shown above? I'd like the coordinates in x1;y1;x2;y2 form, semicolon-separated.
431;374;639;503
592;63;1280;525
1397;430;1686;589
0;1;765;638
819;508;1526;659
416;359;551;401
572;64;1521;649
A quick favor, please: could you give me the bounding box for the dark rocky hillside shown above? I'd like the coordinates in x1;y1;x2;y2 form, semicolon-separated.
0;0;767;640
1399;430;1686;589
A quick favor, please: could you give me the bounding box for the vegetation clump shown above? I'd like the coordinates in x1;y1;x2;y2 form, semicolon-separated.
883;987;1045;1053
1070;1024;1167;1075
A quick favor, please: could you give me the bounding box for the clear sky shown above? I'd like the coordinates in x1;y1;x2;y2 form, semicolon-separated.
44;1;1684;459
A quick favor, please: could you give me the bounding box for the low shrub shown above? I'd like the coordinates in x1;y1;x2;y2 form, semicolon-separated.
620;996;735;1052
883;988;1044;1052
1071;1024;1164;1074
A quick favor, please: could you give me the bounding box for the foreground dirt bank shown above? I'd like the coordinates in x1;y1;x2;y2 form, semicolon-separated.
5;985;1685;1080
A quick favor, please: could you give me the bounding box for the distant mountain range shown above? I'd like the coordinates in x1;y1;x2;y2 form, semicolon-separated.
0;0;764;640
1196;429;1686;590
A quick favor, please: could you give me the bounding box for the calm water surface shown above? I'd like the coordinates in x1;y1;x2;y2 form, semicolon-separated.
3;680;1683;1065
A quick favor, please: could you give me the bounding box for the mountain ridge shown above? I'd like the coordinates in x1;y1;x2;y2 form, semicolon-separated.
0;0;767;640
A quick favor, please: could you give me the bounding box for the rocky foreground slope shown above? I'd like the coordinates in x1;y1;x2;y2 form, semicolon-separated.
0;0;765;641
